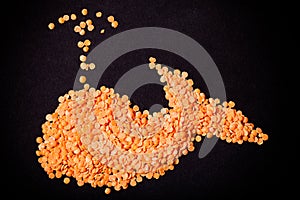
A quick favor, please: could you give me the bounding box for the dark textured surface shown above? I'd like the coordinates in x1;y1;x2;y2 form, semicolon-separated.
6;0;281;199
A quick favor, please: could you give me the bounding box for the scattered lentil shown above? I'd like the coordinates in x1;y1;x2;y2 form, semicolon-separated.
89;63;96;70
195;135;202;142
79;29;85;36
79;55;87;62
107;15;114;23
83;46;89;52
36;137;43;144
79;21;86;29
58;17;64;24
48;23;55;30
83;39;91;46
104;188;111;194
63;14;69;21
63;177;70;184
111;21;118;28
80;62;88;70
87;24;94;31
81;8;88;16
79;75;87;83
86;19;93;25
96;11;102;18
77;41;84;48
70;14;77;20
149;57;156;63
74;25;81;33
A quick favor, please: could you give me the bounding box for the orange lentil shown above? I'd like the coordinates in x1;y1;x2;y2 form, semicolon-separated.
145;172;153;179
130;179;137;186
58;17;64;24
89;63;96;70
79;76;87;83
74;25;81;33
104;188;111;194
77;180;84;187
133;105;139;112
262;134;269;141
79;29;85;36
79;21;86;29
70;14;77;20
187;79;194;86
86;19;93;25
96;11;102;18
153;173;160;179
48;22;55;30
82;46;89;53
63;14;69;21
111;21;118;28
79;55;86;62
182;149;188;155
195;135;202;142
149;57;156;63
36;137;43;144
55;171;62;178
63;177;70;184
136;175;143;183
83;83;90;90
83;39;91;46
87;24;94;31
107;15;114;23
48;173;55;179
228;101;235;108
174;69;180;75
257;138;263;145
188;145;195;152
81;8;88;16
35;150;41;156
77;41;84;48
80;62;88;70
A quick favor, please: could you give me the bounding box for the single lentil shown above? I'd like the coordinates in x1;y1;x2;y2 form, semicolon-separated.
48;23;55;30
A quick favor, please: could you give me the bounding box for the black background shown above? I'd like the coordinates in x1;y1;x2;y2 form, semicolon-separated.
5;0;282;199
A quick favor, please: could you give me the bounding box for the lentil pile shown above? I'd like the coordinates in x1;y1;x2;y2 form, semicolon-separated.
36;7;269;195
